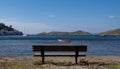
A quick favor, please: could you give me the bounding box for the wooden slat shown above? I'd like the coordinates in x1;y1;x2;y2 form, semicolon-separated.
32;45;87;52
33;44;87;46
34;55;86;57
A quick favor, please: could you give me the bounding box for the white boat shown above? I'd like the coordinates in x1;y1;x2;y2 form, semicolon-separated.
22;27;27;36
58;39;71;42
22;34;27;36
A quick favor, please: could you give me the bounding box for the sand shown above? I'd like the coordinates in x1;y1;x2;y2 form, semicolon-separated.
0;56;120;69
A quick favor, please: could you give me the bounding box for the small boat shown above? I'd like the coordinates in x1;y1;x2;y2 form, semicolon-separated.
22;34;28;36
58;39;71;42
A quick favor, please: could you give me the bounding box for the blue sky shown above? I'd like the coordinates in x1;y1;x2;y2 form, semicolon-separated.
0;0;120;34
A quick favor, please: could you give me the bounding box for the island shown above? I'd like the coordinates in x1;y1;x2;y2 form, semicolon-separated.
39;29;120;35
99;29;120;35
0;23;23;36
39;30;91;35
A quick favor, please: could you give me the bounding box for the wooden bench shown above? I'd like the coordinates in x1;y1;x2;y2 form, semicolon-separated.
32;44;87;64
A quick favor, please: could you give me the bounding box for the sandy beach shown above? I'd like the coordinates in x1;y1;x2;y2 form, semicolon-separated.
0;56;120;69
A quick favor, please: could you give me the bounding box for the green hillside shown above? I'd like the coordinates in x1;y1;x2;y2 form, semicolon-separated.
100;29;120;35
39;30;91;35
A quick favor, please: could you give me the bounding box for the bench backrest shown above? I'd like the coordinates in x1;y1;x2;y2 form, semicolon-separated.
32;44;87;52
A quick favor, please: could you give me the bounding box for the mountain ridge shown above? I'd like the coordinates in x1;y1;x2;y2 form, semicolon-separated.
39;29;120;35
39;30;91;35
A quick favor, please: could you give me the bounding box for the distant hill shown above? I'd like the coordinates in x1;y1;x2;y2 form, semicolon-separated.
100;29;120;35
39;30;91;35
0;23;23;35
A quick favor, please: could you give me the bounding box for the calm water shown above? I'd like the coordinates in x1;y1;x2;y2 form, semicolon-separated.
0;35;120;56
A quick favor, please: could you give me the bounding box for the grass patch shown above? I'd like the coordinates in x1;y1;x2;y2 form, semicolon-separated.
79;58;88;65
34;60;43;65
0;61;33;69
104;64;120;69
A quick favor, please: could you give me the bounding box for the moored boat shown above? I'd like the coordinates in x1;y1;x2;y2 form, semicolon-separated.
58;39;71;42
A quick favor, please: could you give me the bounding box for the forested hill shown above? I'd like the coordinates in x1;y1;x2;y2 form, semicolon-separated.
0;23;23;35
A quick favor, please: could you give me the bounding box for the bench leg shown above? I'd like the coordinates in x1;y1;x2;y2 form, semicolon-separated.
42;56;44;64
75;56;78;64
41;49;45;64
75;50;78;64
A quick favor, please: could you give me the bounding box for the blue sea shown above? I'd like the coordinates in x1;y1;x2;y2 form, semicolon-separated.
0;35;120;56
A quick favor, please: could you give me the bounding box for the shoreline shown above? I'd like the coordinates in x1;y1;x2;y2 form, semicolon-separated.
0;56;120;69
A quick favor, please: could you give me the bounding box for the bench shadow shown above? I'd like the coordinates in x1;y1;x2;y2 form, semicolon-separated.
46;61;77;66
45;60;89;66
34;61;82;66
34;59;89;66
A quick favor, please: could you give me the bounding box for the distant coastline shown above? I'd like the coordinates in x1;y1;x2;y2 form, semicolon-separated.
39;30;91;35
0;23;23;36
99;29;120;35
39;29;120;35
0;23;120;36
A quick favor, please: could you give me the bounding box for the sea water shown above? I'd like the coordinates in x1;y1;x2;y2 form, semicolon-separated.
0;35;120;56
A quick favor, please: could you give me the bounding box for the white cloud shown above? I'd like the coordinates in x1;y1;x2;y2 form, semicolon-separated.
1;19;56;34
108;16;116;19
0;18;5;23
